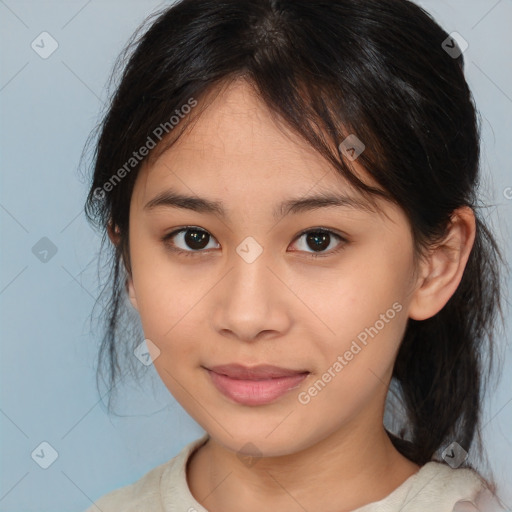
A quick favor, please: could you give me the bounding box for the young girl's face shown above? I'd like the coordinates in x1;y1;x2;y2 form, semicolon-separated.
126;79;422;457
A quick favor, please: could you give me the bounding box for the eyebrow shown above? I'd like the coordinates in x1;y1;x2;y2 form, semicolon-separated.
143;188;374;220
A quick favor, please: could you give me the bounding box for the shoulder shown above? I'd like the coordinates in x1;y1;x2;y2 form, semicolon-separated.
401;461;500;512
356;460;499;512
83;434;209;512
83;461;169;512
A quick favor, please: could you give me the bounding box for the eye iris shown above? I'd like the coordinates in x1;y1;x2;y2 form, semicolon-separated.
185;229;209;250
307;232;330;252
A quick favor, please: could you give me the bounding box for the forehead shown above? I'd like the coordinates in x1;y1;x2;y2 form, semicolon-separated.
152;80;336;177
132;79;381;215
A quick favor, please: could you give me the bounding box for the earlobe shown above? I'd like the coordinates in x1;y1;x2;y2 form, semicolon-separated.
107;220;121;246
407;207;476;321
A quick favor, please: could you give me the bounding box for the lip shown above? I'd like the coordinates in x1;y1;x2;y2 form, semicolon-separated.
205;364;310;406
208;363;309;379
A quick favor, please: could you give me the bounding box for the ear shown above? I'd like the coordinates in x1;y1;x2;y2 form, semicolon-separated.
107;219;121;246
127;276;139;312
107;220;139;311
408;206;476;321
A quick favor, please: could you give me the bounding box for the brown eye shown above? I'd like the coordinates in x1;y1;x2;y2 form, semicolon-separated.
161;226;348;259
291;229;347;258
162;227;219;255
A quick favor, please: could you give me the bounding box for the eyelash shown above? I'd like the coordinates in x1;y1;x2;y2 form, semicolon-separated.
161;226;348;259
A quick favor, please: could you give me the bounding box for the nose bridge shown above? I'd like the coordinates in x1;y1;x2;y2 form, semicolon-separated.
229;235;274;309
211;235;290;340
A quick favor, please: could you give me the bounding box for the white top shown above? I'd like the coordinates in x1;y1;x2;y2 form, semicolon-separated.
84;434;504;512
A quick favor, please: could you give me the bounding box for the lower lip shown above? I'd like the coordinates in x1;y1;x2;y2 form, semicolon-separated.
207;370;309;406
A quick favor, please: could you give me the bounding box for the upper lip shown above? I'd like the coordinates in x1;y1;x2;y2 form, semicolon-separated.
206;364;310;380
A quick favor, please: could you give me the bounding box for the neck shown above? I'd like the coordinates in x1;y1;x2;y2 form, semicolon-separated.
187;418;420;512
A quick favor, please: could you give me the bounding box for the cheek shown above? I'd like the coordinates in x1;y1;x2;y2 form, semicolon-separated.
305;250;411;336
128;227;202;345
297;250;413;392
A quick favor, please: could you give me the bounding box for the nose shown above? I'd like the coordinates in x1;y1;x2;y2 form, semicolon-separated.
210;241;292;343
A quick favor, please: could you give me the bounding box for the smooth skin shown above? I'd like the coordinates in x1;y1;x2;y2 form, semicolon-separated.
115;78;476;512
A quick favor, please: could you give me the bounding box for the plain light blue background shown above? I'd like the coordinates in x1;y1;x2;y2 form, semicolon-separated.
0;1;511;511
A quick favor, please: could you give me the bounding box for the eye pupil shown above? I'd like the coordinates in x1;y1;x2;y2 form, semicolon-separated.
185;229;209;250
307;232;330;252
